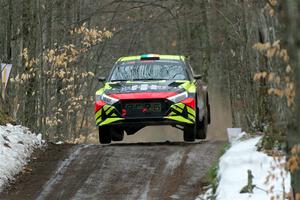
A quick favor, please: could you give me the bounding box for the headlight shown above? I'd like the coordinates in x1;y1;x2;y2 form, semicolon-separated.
95;93;119;105
102;93;119;104
167;91;188;103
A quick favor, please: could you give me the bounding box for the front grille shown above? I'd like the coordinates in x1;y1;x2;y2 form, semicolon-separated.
121;99;169;118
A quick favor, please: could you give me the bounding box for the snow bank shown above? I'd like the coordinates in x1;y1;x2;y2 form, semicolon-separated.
197;136;291;200
0;124;43;191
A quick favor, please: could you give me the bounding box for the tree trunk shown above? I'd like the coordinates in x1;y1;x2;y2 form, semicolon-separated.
282;0;300;195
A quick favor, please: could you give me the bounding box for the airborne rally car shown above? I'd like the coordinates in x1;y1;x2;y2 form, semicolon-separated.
95;54;211;144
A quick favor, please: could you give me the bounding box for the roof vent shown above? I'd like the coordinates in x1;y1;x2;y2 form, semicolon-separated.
140;54;160;60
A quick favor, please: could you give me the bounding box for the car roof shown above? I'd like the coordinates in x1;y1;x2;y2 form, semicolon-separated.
117;54;186;62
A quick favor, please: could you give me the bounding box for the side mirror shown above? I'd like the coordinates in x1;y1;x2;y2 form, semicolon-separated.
98;76;106;82
193;74;202;80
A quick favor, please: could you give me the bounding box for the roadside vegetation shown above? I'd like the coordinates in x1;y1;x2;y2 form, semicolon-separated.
203;143;229;196
0;110;14;125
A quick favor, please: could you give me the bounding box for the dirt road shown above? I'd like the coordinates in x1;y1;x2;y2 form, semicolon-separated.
0;141;224;200
0;86;230;200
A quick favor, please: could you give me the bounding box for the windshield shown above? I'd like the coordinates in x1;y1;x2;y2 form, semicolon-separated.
109;60;189;81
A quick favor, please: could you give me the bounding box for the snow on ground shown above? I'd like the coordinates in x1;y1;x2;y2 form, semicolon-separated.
0;124;43;191
197;135;291;200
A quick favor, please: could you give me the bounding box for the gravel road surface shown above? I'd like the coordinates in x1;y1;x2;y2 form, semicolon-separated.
0;141;224;200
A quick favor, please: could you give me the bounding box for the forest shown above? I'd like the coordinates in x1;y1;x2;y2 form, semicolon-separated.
0;0;299;197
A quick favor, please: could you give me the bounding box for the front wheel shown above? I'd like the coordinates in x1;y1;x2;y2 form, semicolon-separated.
111;128;124;141
98;126;112;144
196;117;208;139
194;105;208;140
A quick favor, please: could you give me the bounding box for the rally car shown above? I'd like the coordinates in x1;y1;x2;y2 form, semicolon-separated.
95;54;211;144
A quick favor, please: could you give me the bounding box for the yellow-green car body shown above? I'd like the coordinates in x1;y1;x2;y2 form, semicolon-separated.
95;54;210;143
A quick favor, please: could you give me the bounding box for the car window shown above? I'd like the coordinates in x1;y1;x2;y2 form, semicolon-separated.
109;60;189;81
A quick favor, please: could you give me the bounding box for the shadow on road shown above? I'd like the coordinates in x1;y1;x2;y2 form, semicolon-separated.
109;140;207;146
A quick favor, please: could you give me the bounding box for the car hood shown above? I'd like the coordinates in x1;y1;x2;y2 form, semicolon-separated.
104;80;188;95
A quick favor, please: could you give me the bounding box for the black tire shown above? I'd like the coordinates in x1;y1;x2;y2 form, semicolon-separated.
195;106;208;140
183;124;196;142
206;95;211;124
98;126;112;144
111;128;124;141
196;117;208;139
207;104;211;125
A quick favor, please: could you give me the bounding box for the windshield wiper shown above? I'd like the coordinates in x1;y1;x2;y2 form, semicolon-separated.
168;81;185;87
110;79;127;82
131;78;166;81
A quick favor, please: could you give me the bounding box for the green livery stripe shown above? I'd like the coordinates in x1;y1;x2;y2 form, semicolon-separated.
103;105;110;112
172;106;183;113
176;103;185;109
179;82;190;91
188;114;195;121
106;107;114;115
179;81;196;93
96;83;112;95
95;109;102;119
164;116;193;124
187;84;196;93
187;107;196;117
100;118;124;126
159;55;185;61
118;56;140;62
96;117;102;124
95;88;105;95
169;111;177;116
95;105;120;126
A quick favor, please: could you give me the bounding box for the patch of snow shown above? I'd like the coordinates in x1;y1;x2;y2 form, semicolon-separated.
227;128;245;144
197;136;291;200
36;133;43;142
196;188;213;200
0;124;43;191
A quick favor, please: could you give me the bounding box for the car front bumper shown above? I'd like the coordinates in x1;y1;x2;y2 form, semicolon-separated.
95;100;196;127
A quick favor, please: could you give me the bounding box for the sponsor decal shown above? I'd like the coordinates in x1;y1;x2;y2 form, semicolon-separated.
140;84;148;91
132;85;138;90
150;85;157;90
113;84;171;93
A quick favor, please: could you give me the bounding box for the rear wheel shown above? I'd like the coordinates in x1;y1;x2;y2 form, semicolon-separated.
98;126;112;144
183;124;196;142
